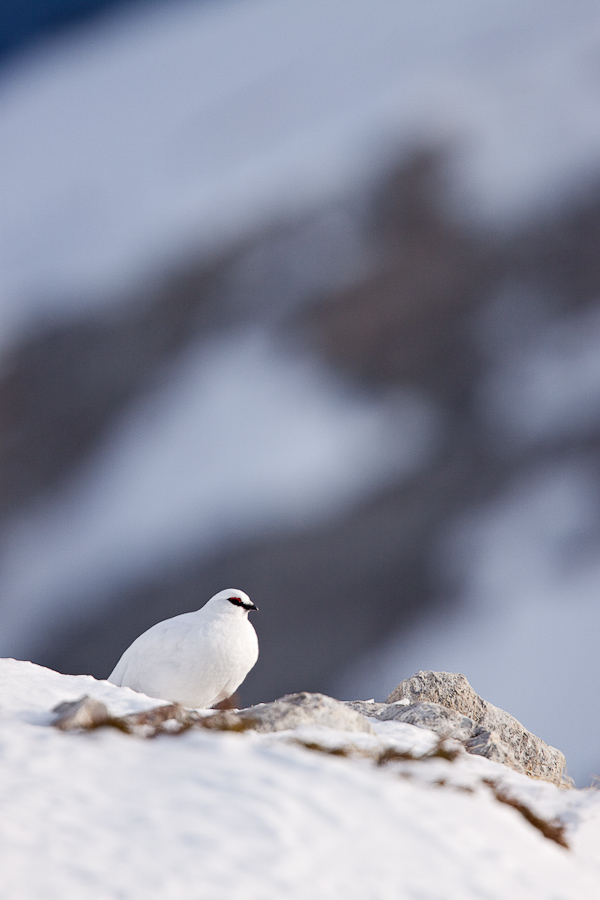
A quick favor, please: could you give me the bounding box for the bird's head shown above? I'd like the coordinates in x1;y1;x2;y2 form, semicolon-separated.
209;588;259;614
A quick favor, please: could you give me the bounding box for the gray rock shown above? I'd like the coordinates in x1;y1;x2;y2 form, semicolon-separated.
346;700;392;718
386;671;486;716
389;701;482;743
463;730;514;769
239;692;374;734
384;671;567;785
347;698;478;741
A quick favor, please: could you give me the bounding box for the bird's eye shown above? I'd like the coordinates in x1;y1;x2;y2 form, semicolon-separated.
228;596;242;606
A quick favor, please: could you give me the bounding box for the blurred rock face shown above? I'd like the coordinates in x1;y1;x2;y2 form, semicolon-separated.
299;151;495;404
3;147;600;705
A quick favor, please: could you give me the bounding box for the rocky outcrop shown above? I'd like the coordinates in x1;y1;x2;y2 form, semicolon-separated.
53;691;374;737
353;671;567;786
53;675;566;787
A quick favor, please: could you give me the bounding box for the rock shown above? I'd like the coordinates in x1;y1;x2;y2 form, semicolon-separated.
387;671;487;716
348;698;478;741
389;701;482;743
53;696;112;730
348;697;497;755
463;730;515;769
239;692;374;734
383;671;567;785
347;699;392;718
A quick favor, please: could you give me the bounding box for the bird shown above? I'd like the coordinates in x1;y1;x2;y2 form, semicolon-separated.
108;588;259;708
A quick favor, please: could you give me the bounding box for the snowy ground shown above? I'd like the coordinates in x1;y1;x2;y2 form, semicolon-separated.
1;657;599;899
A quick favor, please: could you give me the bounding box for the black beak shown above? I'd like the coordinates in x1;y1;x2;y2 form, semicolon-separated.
246;602;259;612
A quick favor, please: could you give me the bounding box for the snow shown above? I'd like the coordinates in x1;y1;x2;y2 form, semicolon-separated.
1;657;600;899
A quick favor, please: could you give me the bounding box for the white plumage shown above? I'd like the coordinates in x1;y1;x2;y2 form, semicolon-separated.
108;588;259;707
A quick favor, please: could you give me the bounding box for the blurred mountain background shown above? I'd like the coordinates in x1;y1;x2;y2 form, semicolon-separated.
0;0;144;61
1;0;600;785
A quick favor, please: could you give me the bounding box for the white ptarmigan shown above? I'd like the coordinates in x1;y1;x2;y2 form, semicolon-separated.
108;588;259;707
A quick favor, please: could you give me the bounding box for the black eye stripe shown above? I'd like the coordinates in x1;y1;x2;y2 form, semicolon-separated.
228;596;244;607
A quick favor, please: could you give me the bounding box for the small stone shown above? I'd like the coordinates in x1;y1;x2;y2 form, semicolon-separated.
53;696;111;731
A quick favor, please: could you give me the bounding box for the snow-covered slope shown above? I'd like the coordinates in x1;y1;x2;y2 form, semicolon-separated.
1;657;599;899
